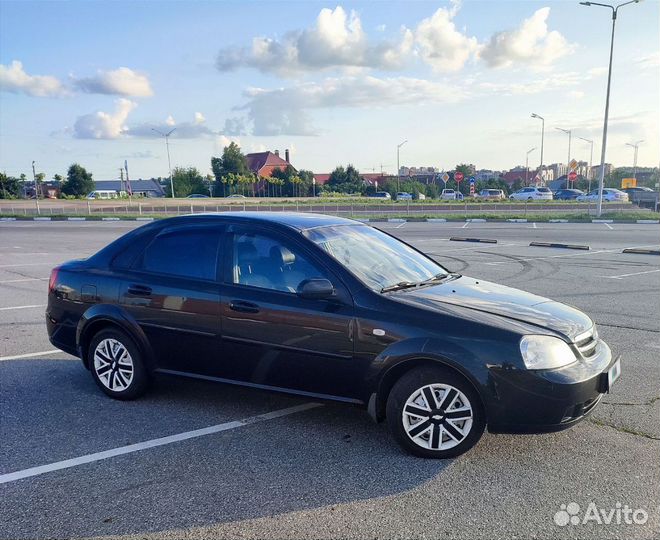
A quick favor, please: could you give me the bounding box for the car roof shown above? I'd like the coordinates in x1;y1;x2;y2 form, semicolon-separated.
167;211;360;231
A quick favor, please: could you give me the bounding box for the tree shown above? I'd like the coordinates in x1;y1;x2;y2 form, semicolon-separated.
164;167;208;198
0;173;22;199
211;142;249;196
61;163;94;197
53;174;63;184
327;164;365;194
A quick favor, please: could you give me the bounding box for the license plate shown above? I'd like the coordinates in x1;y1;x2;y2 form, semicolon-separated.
607;358;622;391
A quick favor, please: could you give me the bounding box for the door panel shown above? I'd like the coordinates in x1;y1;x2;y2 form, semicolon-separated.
220;228;358;399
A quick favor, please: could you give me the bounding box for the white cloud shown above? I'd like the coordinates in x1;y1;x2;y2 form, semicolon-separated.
73;98;136;139
237;76;465;135
129;112;216;138
223;116;248;135
215;135;241;153
73;67;153;97
0;60;66;97
217;6;413;76
635;52;660;72
480;8;574;69
414;2;479;72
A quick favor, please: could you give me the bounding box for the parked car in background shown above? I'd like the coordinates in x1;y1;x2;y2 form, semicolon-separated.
475;189;506;200
87;190;124;200
186;194;210;198
576;189;629;202
370;191;392;200
46;213;619;459
622;186;659;209
553;189;584;200
441;189;463;201
226;194;247;199
416;193;426;200
396;192;413;201
509;187;553;201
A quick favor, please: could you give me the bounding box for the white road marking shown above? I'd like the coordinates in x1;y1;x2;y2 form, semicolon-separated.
0;262;55;268
484;245;660;266
395;222;406;229
600;269;660;279
462;222;469;229
604;222;614;230
0;349;65;362
533;222;538;229
0;278;48;284
0;402;321;484
0;304;46;311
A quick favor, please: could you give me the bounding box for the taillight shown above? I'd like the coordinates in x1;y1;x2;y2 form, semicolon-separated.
49;267;60;293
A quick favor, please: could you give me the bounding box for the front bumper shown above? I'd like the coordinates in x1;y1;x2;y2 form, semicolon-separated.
486;340;619;434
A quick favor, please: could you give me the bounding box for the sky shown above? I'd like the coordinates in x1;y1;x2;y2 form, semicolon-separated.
1;0;658;181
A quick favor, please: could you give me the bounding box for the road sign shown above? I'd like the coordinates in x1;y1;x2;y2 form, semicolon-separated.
569;159;578;171
568;171;577;182
469;176;475;185
469;183;475;196
455;171;464;182
441;172;450;183
621;177;636;188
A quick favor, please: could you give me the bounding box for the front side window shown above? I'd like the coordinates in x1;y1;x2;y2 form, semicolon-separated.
233;232;325;293
306;225;448;292
140;228;221;280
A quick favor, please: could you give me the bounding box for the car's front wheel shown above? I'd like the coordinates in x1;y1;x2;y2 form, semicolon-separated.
89;328;149;400
386;366;485;458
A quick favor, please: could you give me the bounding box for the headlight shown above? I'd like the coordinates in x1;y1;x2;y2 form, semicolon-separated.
519;335;577;370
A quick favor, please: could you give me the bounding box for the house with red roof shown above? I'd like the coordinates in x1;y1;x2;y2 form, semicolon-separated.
245;149;294;177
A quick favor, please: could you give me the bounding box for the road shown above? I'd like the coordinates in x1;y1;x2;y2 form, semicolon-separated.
1;220;659;539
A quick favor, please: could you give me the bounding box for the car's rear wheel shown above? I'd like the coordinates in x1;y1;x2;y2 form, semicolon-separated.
386;366;485;459
89;328;149;400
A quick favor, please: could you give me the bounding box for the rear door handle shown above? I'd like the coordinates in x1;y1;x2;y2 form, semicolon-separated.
229;300;260;314
127;284;152;296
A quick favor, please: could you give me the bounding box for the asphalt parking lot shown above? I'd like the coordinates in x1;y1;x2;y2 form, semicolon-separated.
1;220;659;539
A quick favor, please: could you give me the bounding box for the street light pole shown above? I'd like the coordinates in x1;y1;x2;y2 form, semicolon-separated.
397;140;408;193
578;137;594;192
152;128;176;198
525;147;536;186
626;140;644;180
531;113;545;184
580;0;641;216
556;127;572;188
31;160;40;215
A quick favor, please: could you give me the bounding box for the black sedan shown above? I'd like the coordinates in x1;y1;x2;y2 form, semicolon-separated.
46;213;620;458
553;188;584;200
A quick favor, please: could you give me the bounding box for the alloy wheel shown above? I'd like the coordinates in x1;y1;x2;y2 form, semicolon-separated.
93;338;134;391
402;383;473;451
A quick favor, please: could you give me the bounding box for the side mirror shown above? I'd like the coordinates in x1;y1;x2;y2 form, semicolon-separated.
297;278;335;300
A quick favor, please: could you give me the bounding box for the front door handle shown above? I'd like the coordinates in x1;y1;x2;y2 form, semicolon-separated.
229;300;260;314
128;284;152;297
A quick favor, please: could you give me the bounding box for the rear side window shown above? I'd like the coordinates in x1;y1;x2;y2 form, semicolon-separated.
140;228;221;280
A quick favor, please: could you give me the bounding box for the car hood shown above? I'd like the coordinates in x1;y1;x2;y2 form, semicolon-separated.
392;275;592;341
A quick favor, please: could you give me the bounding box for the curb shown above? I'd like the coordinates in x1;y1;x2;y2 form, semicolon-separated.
450;237;498;244
622;248;660;255
637;219;659;224
530;242;589;250
387;218;406;223
549;219;569;223
592;219;614;223
465;218;487;223
507;218;528;223
101;217;121;221
67;217;86;221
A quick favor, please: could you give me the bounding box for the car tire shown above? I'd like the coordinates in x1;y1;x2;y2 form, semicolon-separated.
88;328;150;400
527;197;533;201
386;366;485;459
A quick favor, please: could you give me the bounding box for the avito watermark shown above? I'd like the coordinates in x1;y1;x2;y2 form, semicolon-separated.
554;501;649;527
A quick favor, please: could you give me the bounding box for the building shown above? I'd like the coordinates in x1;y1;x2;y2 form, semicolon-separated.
245;149;294;178
591;163;613;179
94;179;165;197
549;163;569;180
475;170;500;182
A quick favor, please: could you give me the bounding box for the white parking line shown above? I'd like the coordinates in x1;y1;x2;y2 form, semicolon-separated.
395;222;406;229
604;223;614;230
484;245;660;266
601;269;660;279
0;402;321;484
0;278;48;284
461;222;469;229
0;262;55;268
0;304;46;311
0;349;63;362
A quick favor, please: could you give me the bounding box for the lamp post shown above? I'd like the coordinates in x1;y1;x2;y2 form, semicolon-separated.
580;0;641;216
525;147;536;185
531;113;545;183
31;160;40;215
556;127;572;188
578;137;594;192
397;139;408;193
152;127;176;198
625;140;644;180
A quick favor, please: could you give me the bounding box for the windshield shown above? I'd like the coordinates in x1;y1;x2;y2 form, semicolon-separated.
305;224;448;292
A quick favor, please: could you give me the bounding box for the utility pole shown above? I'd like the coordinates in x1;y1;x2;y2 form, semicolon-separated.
556;128;572;188
31;160;40;214
397;140;408;193
578;137;594;192
119;168;125;193
580;0;641;216
531;113;545;184
525;147;536;186
152;128;176;198
626;140;643;180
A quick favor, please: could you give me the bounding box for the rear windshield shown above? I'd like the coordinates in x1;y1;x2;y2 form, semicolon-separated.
537;188;551;192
